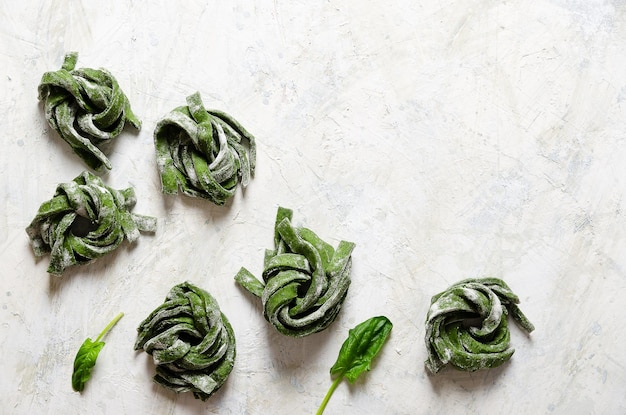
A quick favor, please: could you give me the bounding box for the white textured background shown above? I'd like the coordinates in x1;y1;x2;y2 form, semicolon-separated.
1;1;625;414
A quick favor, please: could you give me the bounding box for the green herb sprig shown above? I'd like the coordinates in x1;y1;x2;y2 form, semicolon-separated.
316;316;393;415
72;312;124;392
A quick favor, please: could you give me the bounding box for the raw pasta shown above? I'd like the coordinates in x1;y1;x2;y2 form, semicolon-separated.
235;207;354;337
424;277;534;373
38;52;141;170
25;171;156;275
135;282;236;401
154;92;256;205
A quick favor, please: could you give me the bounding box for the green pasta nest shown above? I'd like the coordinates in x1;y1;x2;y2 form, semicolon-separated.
135;282;236;401
424;277;535;373
25;171;156;275
235;207;355;337
154;92;256;205
38;52;141;170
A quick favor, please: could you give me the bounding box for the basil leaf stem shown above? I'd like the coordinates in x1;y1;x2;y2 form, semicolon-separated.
316;316;393;415
71;312;124;392
316;376;343;415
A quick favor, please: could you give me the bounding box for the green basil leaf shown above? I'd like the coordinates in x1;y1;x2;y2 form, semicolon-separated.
71;312;123;392
330;316;393;382
72;338;105;392
317;316;393;415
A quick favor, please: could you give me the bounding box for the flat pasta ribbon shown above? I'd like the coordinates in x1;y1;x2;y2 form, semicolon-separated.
424;277;535;373
154;92;256;205
25;171;156;275
134;282;236;401
38;52;141;170
235;207;355;337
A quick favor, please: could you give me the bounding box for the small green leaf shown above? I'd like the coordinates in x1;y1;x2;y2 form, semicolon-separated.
72;338;105;392
330;316;393;382
317;316;393;415
71;312;123;392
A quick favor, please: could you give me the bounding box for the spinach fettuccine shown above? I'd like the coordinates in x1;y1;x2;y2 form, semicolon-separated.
25;171;156;275
135;282;236;401
235;207;355;337
425;277;534;373
38;52;141;170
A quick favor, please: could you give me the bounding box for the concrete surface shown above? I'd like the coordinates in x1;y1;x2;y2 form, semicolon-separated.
1;1;625;414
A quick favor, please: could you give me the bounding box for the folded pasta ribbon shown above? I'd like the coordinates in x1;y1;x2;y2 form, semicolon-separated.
235;207;355;337
38;52;141;170
154;92;256;205
25;171;156;275
425;277;535;373
134;282;236;401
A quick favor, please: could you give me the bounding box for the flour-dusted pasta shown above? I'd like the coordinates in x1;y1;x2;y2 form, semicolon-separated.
135;282;236;401
235;207;355;337
25;171;156;275
154;92;256;205
424;278;534;373
38;52;141;170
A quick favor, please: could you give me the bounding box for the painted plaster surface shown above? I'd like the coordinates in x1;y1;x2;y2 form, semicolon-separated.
1;1;625;414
